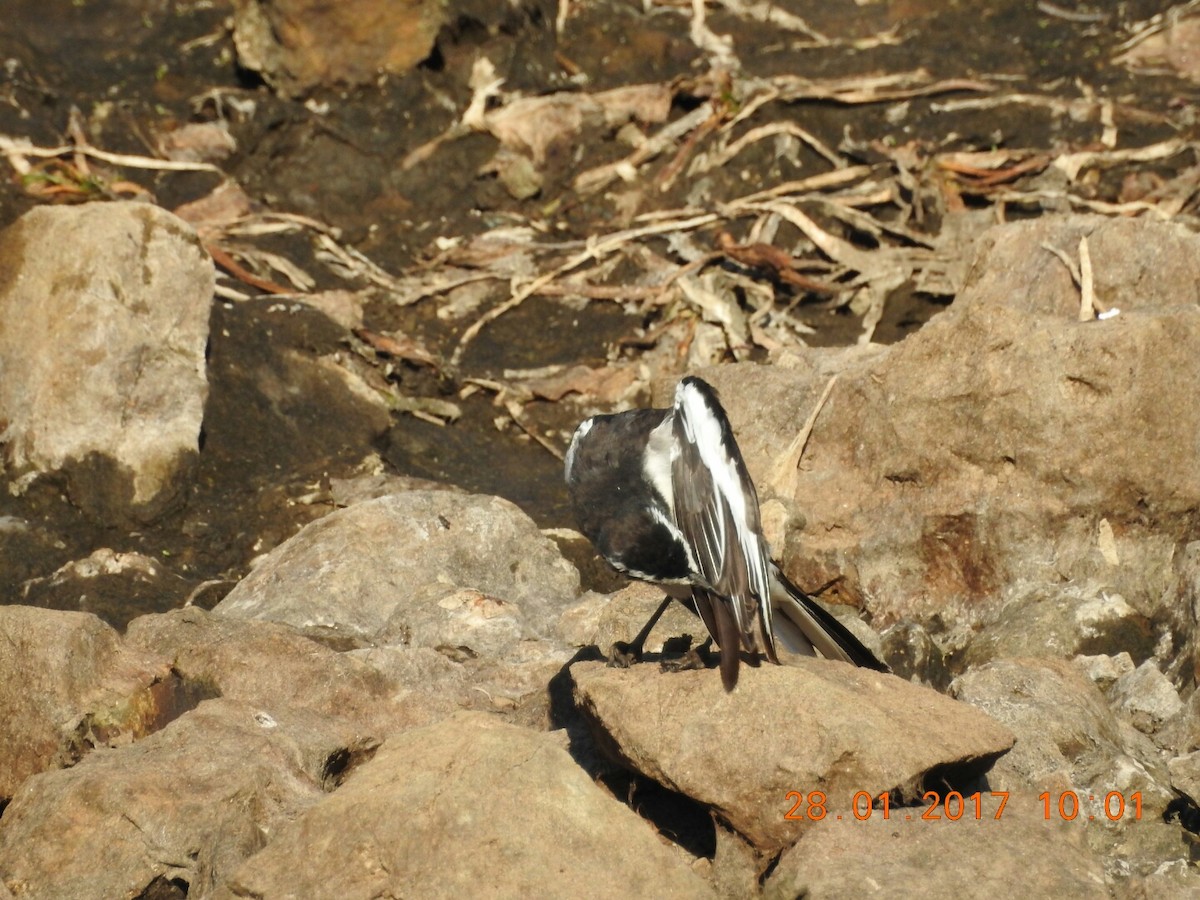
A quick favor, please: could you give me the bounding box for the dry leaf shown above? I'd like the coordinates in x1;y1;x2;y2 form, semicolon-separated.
522;364;639;403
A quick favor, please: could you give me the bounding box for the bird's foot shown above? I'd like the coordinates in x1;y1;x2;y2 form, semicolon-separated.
607;641;641;669
660;649;706;673
660;638;712;674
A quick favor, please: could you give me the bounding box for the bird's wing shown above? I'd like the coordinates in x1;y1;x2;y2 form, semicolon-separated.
669;377;776;669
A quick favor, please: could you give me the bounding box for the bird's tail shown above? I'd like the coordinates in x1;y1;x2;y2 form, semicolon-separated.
768;565;889;672
692;587;757;691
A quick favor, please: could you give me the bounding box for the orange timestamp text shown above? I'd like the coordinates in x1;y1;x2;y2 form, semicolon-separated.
784;790;1144;822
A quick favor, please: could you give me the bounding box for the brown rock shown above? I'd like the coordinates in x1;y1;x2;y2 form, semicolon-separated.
557;579;706;654
0;699;347;900
570;659;1014;853
952;658;1170;800
0;606;174;802
951;658;1190;872
765;792;1108;899
217;712;715;899
232;0;445;97
124;607;404;731
125;605;562;733
961;584;1155;670
686;216;1200;668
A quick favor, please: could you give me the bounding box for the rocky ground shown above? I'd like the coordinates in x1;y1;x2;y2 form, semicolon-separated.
1;1;1200;897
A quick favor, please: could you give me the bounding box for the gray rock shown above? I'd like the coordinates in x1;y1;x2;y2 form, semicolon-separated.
1073;652;1136;691
377;584;527;657
0;202;212;521
951;658;1188;875
557;579;706;654
962;584;1154;669
1109;659;1184;737
328;471;462;507
765;792;1108;899
213;490;580;644
0;606;171;801
1158;690;1200;774
126;605;567;745
124;607;405;734
0;698;347;900
1167;751;1200;803
1123;862;1200;898
571;659;1014;853
951;658;1164;795
217;712;715;899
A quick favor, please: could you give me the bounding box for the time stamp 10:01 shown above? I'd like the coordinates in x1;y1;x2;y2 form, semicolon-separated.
784;790;1143;822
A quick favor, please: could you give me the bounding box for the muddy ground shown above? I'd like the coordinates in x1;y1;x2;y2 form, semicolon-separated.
0;0;1197;627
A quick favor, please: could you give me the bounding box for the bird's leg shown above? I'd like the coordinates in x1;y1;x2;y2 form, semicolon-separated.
660;637;714;673
607;595;674;669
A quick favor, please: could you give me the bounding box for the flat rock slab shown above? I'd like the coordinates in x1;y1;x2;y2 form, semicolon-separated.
571;660;1015;853
217;711;715;899
0;201;212;521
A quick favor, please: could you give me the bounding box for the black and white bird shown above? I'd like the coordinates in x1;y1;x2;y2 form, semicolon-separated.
564;375;887;690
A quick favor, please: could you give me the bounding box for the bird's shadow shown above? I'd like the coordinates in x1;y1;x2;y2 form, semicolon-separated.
547;641;719;860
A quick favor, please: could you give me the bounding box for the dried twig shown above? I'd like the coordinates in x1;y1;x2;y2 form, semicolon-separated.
0;135;222;175
1042;236;1098;320
451;213;720;365
1078;235;1095;322
505;399;565;460
207;245;294;295
768;374;838;498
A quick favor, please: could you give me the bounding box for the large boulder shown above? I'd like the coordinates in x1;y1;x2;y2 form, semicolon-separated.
212;490;580;647
0;699;343;900
684;215;1200;670
217;712;715;899
0;202;212;521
